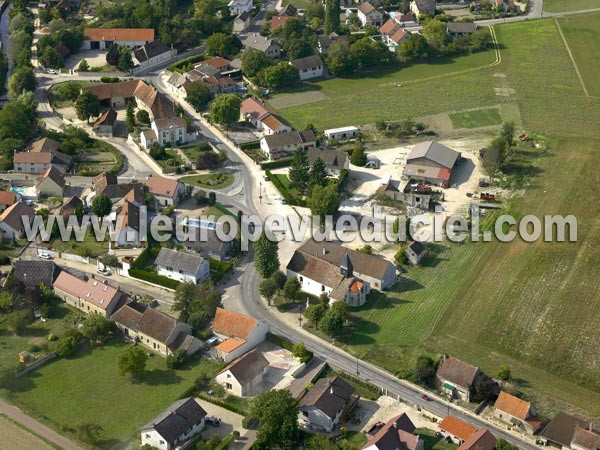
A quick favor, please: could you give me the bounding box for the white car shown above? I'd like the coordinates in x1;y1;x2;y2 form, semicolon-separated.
39;252;52;260
46;69;58;74
97;267;111;276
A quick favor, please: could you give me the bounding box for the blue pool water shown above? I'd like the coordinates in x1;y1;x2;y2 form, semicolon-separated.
11;186;27;195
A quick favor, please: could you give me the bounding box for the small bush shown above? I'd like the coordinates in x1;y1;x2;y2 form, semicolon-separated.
129;268;179;290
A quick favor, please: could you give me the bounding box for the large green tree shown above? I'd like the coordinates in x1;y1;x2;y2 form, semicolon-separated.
75;91;100;123
480;137;508;183
118;346;148;378
307;184;340;221
241;49;272;78
288;147;310;193
206;32;241;58
173;282;221;331
324;0;340;34
259;277;278;306
422;19;448;53
210;94;241;127
250;390;299;449
91;194;112;217
185;82;212;112
309;157;329;190
399;33;430;61
9;67;36;97
126;101;136;133
256;62;300;88
254;232;279;279
325;40;355;75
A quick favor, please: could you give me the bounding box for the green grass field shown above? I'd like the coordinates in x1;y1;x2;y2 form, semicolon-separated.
449;107;503;128
180;173;234;189
5;340;221;448
269;44;498;130
51;229;109;258
543;0;600;12
306;18;600;419
556;13;600;97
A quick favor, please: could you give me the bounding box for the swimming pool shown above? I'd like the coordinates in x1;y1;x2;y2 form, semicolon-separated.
10;186;27;195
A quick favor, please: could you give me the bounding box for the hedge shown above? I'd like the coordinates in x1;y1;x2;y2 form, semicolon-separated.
239;140;261;150
337;169;349;192
128;268;179;290
215;434;235;450
168;54;206;72
265;169;307;207
197;393;246;416
266;332;313;363
260;157;293;170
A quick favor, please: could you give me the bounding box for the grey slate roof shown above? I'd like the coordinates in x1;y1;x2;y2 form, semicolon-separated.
218;348;269;385
13;260;61;288
141;397;207;443
407;241;425;255
155;248;205;274
236;10;250;21
242;33;280;52
133;40;171;63
407;141;460;169
299;376;354;420
290;55;323;72
306;147;348;170
541;413;589;448
436;355;479;389
262;130;315;150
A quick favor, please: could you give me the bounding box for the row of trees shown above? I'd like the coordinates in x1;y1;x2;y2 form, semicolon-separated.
289;148;331;195
36;26;84;69
326;37;393;75
480;122;516;182
305;295;350;336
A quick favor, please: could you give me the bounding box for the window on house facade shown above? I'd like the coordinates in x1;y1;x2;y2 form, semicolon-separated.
226;383;232;390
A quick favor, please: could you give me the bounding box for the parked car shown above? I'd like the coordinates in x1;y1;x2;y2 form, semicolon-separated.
39;252;52;260
46;68;57;74
97;267;111;276
421;394;429;401
205;416;221;427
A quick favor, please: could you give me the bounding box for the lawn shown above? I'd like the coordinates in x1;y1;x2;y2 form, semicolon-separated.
181;143;210;162
556;12;600;97
543;0;600;12
417;428;458;450
51;229;109;258
156;149;185;169
270;173;304;205
5;340;222;448
50;81;98;108
180;173;234;190
269;39;498;130
449;107;503;128
0;304;77;370
305;19;600;420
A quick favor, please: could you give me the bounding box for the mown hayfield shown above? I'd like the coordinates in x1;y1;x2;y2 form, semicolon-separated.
557;13;600;97
269;43;499;130
449;107;503;128
543;0;600;13
330;19;600;419
0;414;57;450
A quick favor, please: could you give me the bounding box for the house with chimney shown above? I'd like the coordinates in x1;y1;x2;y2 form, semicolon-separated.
540;413;590;450
212;308;268;363
436;355;482;402
215;348;270;396
493;391;542;434
140;397;207;450
410;0;435;16
241;33;282;58
35;166;65;198
362;413;424;450
306;147;349;177
131;40;177;72
145;175;185;207
260;130;316;160
0;202;35;241
112;300;202;357
240;97;291;135
357;2;383;27
286;239;398;306
379;17;411;52
155;248;210;284
13;138;72;174
571;427;600;450
52;271;125;318
439;416;478;445
298;376;357;432
112;201;144;248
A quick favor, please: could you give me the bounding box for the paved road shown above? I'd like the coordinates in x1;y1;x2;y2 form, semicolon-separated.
0;399;83;450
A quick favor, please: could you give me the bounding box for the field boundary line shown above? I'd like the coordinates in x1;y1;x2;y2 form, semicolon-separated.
378;26;501;88
553;18;598;99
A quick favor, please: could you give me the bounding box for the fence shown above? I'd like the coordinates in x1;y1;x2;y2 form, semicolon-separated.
16;353;57;378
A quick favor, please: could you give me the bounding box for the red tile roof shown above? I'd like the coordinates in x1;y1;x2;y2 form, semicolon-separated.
213;307;257;340
271;15;293;30
458;429;497;450
0;191;17;207
440;416;478;442
84;28;154;42
53;271;122;310
494;391;531;420
216;337;247;353
146;175;180;199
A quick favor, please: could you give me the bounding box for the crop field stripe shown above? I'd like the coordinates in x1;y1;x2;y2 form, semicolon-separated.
553;18;593;98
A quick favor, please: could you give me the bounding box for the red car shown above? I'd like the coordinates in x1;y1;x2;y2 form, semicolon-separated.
422;394;429;401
